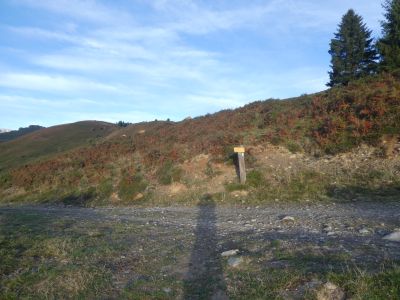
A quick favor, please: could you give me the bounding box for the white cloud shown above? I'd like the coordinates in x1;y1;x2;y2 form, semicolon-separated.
0;73;120;93
15;0;133;24
1;0;384;129
0;94;98;107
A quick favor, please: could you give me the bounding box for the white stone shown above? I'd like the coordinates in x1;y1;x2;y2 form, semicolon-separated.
163;287;172;293
359;228;370;235
221;249;239;257
281;216;295;223
383;231;400;242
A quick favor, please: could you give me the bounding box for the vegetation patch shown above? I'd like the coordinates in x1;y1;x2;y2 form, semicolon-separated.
225;182;248;192
328;266;400;299
251;170;329;202
286;141;302;153
118;173;148;202
246;170;265;188
157;160;183;185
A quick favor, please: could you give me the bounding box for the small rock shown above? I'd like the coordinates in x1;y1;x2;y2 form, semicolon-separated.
359;228;370;235
281;216;295;223
228;256;244;267
315;282;345;300
323;225;332;233
221;249;239;257
327;231;336;236
383;231;400;242
134;193;144;200
163;287;172;293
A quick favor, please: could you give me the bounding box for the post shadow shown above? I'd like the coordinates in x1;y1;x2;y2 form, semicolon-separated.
232;153;240;180
183;196;227;299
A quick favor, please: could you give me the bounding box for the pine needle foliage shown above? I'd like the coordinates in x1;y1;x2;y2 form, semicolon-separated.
378;0;400;71
328;9;378;87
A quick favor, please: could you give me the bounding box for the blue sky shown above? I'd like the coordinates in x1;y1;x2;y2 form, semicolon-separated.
0;0;383;129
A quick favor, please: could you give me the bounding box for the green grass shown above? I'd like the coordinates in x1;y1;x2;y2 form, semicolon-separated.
225;243;400;299
286;140;302;153
246;170;265;188
118;173;148;202
0;212;114;298
225;182;248;192
328;267;400;299
157;160;183;185
0;209;175;299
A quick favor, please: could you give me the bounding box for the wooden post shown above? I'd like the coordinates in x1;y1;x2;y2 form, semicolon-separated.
234;146;246;184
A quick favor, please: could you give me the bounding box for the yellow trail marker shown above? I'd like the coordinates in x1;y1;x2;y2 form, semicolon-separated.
234;147;245;153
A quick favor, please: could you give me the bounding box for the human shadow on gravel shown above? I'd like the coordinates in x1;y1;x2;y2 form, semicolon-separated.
183;196;227;300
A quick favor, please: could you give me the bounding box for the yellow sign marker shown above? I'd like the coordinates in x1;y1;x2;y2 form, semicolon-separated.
234;147;245;153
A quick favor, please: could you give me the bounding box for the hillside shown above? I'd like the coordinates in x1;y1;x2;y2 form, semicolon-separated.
0;125;45;143
0;73;399;206
0;121;117;171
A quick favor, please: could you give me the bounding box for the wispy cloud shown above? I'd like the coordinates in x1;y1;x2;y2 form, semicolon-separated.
0;73;120;93
0;0;383;129
15;0;133;24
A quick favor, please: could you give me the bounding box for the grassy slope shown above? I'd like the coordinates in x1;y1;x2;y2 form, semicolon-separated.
0;73;399;204
0;121;118;171
107;72;400;163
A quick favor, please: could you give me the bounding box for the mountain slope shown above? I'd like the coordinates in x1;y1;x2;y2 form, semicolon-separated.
0;73;399;205
0;121;118;171
0;125;45;143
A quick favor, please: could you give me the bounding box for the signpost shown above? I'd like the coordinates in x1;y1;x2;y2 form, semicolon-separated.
234;146;246;184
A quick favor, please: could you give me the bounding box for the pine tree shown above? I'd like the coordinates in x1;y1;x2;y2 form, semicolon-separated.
328;9;378;87
378;0;400;71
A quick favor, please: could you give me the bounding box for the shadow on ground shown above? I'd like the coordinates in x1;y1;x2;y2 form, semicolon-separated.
183;197;227;299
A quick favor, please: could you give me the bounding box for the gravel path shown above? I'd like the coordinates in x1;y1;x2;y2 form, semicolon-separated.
1;201;400;298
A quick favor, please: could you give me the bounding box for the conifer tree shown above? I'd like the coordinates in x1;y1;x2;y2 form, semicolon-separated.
378;0;400;71
328;9;377;87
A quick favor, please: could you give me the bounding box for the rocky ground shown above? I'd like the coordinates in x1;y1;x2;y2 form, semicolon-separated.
1;201;400;299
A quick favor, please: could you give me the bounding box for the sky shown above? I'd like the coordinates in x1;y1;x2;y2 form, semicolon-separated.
0;0;384;129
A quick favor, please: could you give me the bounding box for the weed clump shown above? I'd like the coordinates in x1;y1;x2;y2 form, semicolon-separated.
286;141;302;153
157;161;183;185
118;173;147;201
246;170;265;188
97;178;113;200
0;172;12;189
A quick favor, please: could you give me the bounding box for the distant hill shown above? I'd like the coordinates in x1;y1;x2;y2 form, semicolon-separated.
0;125;44;142
0;121;117;170
0;129;11;133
